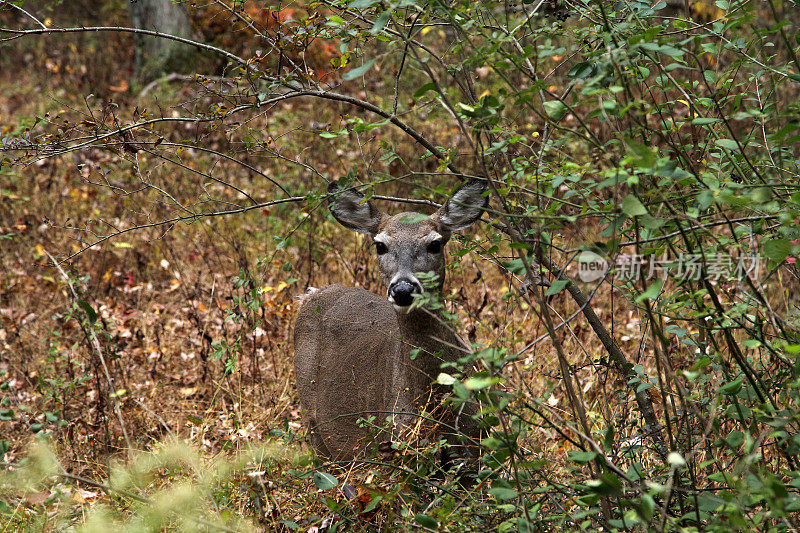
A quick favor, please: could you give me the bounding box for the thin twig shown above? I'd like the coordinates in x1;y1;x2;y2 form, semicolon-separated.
46;251;134;460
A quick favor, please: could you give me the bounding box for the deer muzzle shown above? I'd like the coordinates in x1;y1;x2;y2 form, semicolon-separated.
388;278;422;308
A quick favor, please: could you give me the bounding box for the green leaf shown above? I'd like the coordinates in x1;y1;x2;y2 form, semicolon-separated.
313;472;338;490
567;450;597;464
715;138;739;150
603;425;615;450
588;473;623;495
621;194;648;217
399;213;428;224
659;46;684;58
370;10;391;33
635;279;663;303
691;117;721;125
501;258;525;275
413;82;440;99
362;494;383;513
543;100;567;121
568;62;594;79
348;0;379;7
640;213;665;230
762;239;792;262
719;377;743;396
464;375;498;390
725;430;745;448
77;300;98;323
489;486;518;500
481;437;503;450
519;517;534;533
342;58;376;81
635;494;656;522
545;279;569;296
625;140;657;168
414;513;438;529
436;373;456;386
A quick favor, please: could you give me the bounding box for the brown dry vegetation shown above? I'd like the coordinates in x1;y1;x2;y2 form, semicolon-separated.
0;20;648;527
0;39;565;528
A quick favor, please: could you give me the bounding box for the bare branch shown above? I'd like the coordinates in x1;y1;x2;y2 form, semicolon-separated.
58;196;306;264
0;25;251;70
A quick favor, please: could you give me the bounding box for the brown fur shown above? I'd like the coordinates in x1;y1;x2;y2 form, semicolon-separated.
293;180;487;460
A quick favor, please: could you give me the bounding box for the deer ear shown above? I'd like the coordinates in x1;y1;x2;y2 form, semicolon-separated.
433;180;488;232
327;181;387;235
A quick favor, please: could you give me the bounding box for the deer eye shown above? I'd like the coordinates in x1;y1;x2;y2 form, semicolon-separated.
426;240;443;254
374;241;388;255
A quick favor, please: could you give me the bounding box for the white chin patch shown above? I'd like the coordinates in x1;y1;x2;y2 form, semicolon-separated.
388;295;412;312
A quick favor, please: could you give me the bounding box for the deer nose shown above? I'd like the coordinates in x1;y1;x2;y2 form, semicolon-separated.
388;279;421;307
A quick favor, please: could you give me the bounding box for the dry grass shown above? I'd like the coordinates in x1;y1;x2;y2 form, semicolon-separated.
0;15;758;527
0;62;607;528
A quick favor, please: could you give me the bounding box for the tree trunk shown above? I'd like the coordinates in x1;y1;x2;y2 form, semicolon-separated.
129;0;195;82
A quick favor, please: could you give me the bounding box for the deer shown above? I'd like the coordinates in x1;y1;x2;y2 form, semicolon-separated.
293;179;488;461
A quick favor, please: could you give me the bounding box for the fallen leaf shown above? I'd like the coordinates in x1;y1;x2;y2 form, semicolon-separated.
109;79;129;93
25;490;50;505
72;488;99;504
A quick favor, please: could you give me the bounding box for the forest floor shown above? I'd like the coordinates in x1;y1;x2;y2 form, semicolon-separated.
0;16;650;530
